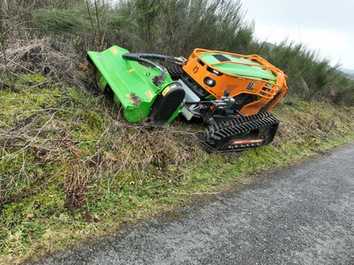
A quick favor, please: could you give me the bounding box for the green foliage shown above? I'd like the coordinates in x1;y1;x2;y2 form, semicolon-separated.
26;0;354;105
257;41;354;103
32;8;90;34
112;0;253;54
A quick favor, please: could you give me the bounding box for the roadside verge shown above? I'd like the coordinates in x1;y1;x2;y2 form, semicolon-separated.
0;78;353;264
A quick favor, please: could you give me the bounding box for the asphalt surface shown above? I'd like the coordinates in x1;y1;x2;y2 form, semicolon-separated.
31;144;354;265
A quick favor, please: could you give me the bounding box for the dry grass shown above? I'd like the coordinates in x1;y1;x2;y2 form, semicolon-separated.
0;77;202;210
275;99;354;144
0;38;87;89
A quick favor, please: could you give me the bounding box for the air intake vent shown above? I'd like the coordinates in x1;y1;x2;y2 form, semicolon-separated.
213;54;230;62
234;93;260;109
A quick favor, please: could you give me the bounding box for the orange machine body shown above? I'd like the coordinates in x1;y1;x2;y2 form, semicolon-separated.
182;48;288;116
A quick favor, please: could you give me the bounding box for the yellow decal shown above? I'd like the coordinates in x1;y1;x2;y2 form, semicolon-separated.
111;47;118;55
145;90;153;100
162;87;170;96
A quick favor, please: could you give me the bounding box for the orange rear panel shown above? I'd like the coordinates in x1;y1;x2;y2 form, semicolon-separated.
182;48;288;115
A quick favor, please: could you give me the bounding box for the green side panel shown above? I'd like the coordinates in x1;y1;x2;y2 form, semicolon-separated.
199;52;277;82
87;46;176;123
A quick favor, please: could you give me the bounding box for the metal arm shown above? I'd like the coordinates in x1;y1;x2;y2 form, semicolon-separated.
122;53;186;86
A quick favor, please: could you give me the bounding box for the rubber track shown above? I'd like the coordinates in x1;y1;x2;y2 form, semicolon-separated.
164;64;280;153
203;112;279;152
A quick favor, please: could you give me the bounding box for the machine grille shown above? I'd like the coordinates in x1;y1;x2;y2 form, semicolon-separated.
234;93;259;109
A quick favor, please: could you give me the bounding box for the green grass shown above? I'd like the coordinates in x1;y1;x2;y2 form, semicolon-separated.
0;76;353;265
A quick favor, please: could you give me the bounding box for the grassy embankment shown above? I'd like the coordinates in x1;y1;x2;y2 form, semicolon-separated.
1;0;354;264
0;74;353;264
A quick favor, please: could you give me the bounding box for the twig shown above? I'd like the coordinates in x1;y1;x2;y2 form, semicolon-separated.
1;112;57;159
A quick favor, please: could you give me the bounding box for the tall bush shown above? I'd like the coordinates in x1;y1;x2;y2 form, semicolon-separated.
4;0;354;105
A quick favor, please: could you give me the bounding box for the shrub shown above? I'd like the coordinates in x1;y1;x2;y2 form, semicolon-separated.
2;0;354;105
32;9;90;34
255;41;354;104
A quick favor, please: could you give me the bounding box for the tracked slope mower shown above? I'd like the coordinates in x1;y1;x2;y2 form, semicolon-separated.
87;46;288;152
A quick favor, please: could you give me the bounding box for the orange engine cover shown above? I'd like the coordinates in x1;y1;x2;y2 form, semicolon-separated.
182;48;288;116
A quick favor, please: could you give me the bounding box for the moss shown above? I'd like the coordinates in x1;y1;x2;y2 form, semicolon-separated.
21;74;48;85
0;185;65;256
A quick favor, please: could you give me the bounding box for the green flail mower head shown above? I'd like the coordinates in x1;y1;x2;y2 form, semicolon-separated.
87;46;186;125
87;45;285;153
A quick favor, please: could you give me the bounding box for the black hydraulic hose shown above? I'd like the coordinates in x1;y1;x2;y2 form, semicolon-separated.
124;53;186;65
122;53;166;85
123;53;166;74
122;53;186;86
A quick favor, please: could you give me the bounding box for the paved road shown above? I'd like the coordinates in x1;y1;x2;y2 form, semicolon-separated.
31;144;354;265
